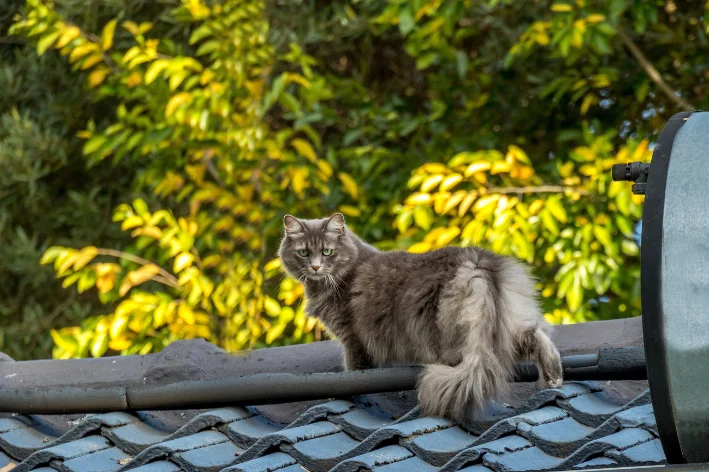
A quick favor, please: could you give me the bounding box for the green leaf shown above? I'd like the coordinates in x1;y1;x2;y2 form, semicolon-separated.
196;40;220;56
546;197;568;223
567;276;583;312
398;7;415;35
621;240;639;256
541;210;560;235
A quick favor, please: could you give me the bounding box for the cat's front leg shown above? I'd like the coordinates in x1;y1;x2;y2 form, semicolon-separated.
342;338;373;371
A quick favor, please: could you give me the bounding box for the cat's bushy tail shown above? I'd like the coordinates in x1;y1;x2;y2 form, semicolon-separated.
417;258;557;422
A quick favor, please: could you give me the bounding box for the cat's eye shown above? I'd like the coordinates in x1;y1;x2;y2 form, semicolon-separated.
322;248;333;256
297;249;309;257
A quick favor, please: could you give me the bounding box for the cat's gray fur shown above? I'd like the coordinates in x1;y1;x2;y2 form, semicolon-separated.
278;213;563;421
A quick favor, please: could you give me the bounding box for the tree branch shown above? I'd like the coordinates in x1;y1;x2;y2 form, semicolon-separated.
96;248;179;287
616;26;693;112
485;185;588;195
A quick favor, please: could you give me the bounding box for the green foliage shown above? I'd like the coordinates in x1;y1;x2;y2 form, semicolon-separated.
4;0;709;358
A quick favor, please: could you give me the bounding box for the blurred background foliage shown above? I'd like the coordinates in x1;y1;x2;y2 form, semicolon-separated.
2;0;707;359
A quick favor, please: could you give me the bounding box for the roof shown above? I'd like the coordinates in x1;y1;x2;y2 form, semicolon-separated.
0;381;664;471
0;318;664;471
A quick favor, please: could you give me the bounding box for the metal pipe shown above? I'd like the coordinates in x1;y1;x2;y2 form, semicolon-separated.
0;347;646;414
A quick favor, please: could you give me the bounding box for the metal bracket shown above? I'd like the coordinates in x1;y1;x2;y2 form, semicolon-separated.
611;162;651;195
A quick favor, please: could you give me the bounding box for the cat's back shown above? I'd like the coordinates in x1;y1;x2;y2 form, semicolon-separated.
351;245;500;295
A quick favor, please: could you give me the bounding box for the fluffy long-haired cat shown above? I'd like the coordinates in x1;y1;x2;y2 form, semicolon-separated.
279;213;563;421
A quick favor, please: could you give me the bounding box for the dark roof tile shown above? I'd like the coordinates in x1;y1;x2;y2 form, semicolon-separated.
130;460;183;471
606;438;665;466
103;420;170;455
172;439;244;471
219;416;281;448
330;445;415;472
58;446;131;472
222;452;297;472
13;436;111;472
122;430;230;470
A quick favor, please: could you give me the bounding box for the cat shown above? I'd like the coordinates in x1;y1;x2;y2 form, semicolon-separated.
278;213;563;421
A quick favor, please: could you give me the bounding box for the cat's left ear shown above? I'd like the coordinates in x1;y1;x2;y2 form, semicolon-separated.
324;213;345;235
284;215;305;235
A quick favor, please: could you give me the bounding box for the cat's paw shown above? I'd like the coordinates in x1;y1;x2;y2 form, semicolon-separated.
536;376;563;390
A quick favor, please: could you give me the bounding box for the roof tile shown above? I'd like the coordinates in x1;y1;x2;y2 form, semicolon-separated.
59;446;131;472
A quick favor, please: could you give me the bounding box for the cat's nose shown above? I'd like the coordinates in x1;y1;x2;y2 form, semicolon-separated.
311;265;321;272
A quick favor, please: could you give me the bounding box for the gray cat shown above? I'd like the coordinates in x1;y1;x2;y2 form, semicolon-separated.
279;213;563;421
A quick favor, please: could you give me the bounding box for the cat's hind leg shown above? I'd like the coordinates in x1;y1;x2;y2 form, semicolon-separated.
518;327;563;389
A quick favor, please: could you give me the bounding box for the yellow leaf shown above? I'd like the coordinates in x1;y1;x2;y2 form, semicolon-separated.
96;273;115;294
291;139;317;163
100;19;117;50
264;296;281;317
178;304;195;325
109;337;132;351
339;205;361;217
420;174;443;192
73;246;98;270
633;139;650;160
586;14;606;24
121;216;144;230
408;242;431;253
573;19;587;33
464;161;491;177
338;172;359;199
81;53;104;70
110;316;128;339
88;68;110;87
128;264;160;286
122;21;140;36
529;199;544;215
266;323;286;344
458;191;477;217
490;161;511;174
405;193;432;206
317;160;333;178
55;26;81;49
580;94;597;115
442;190;466;214
440;173;463;192
57;252;79;276
166;92;191;117
173;252;194;273
436;227;461;246
90;332;108;358
474;194;500;212
413;206;432;230
551;3;573;12
145;59;169;85
292;167;309;195
433;192;451;214
506;145;532;164
68;43;98;63
421;163;449;174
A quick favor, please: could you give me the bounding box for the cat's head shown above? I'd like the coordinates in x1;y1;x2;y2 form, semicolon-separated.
278;213;358;283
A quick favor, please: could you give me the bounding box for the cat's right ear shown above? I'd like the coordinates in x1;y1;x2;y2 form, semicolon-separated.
284;215;305;236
